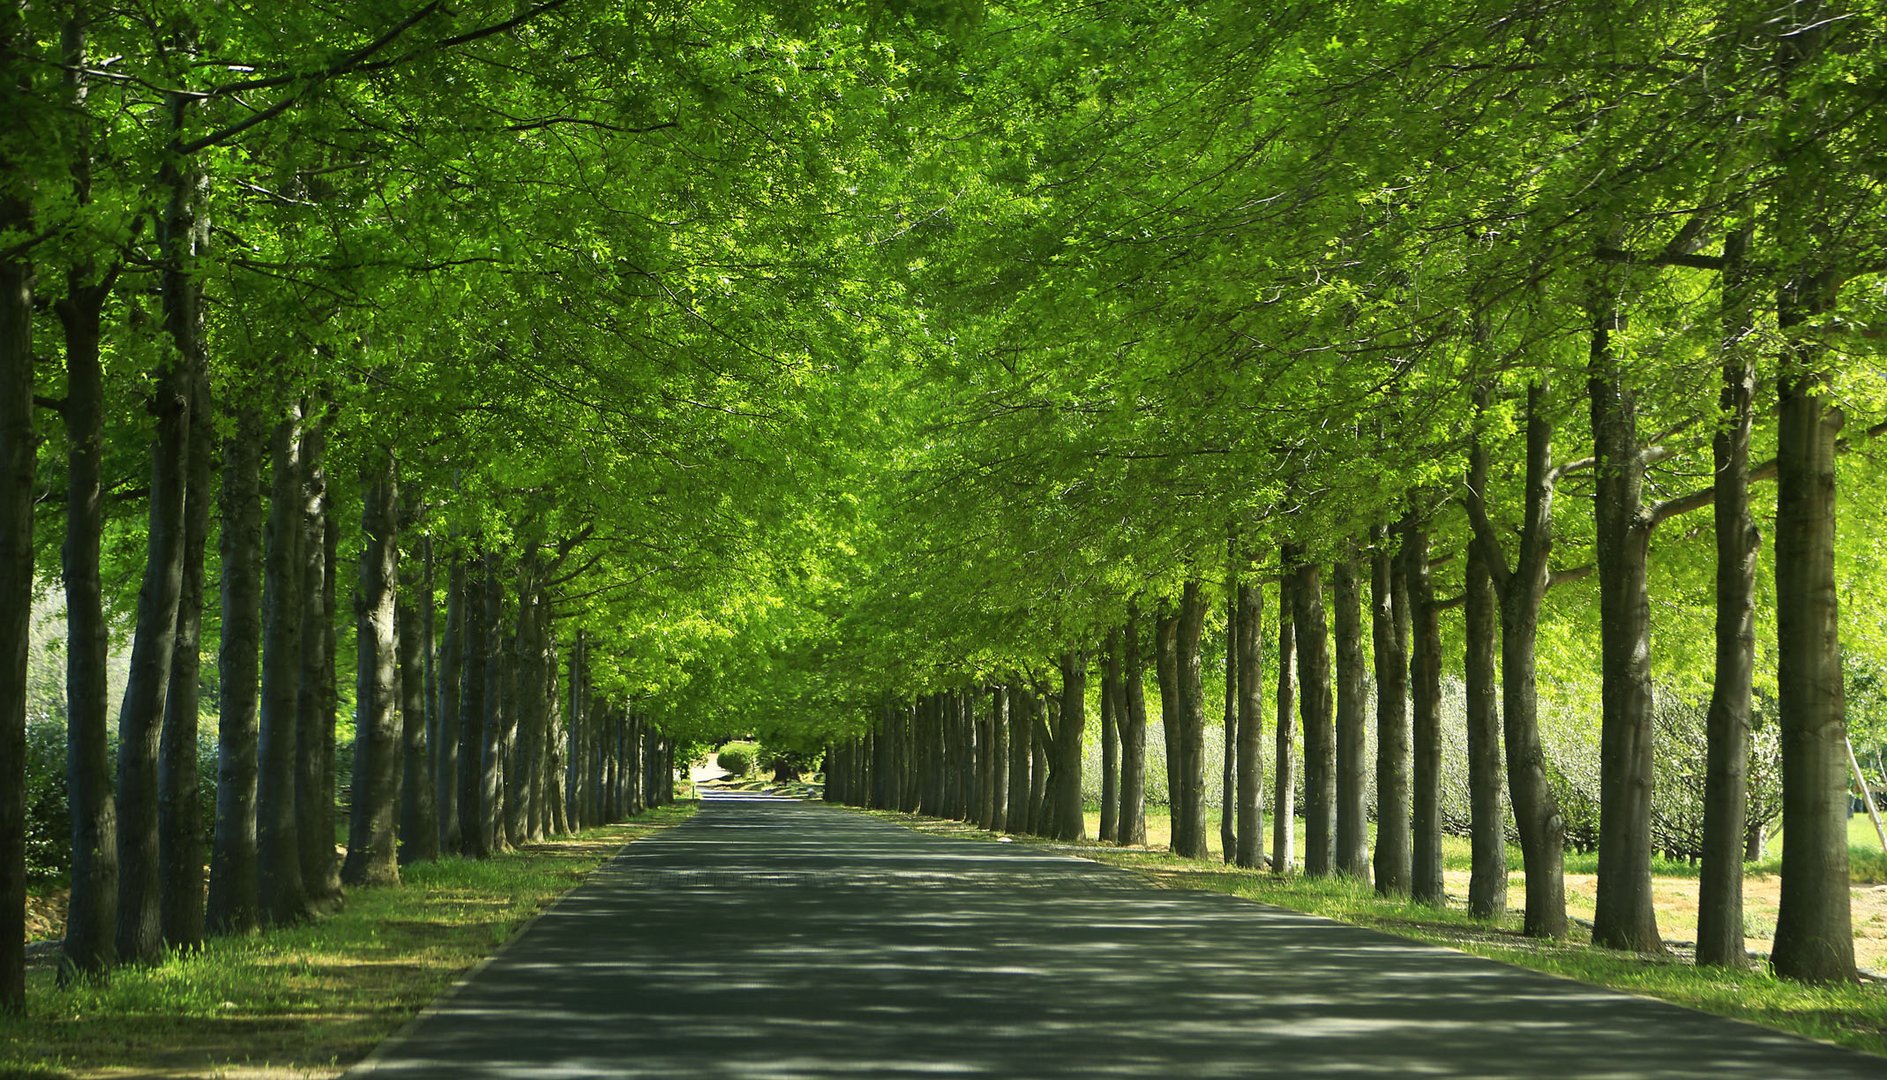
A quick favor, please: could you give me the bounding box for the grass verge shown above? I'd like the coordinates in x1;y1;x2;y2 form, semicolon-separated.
0;803;695;1080
852;805;1887;1059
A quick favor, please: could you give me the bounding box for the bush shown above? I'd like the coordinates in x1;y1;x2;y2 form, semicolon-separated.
716;741;758;777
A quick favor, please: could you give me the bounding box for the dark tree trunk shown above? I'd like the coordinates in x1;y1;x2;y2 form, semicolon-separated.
56;268;117;972
1155;605;1183;852
1588;286;1664;954
158;343;211;954
563;631;583;830
343;454;401;887
296;414;341;907
398;535;436;864
1698;225;1757;968
1053;652;1088;841
1175;583;1209;859
437;548;463;852
1028;691;1049;835
458;549;486;853
1464;534;1507;919
989;686;1009;831
256;408;308;926
1100;634;1120;843
1235;578;1265;870
1467;382;1568;939
114;347;194;966
207;408;263;936
1007;687;1031;832
1371;527;1411;897
1274;561;1297;873
500;600;522;845
1771;272;1857;982
1119;605;1149;847
1403;520;1444;904
1293;559;1335;877
0;151;34;1010
978;692;998;828
1332;554;1369;882
480;557;505;853
1221;574;1237;863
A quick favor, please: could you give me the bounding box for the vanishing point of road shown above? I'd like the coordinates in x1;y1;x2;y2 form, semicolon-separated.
351;792;1882;1078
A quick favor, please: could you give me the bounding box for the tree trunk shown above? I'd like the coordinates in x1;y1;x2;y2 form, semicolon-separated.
1053;651;1088;842
1028;691;1049;835
1176;583;1210;859
1007;687;1031;832
1771;271;1857;982
437;548;463;852
1274;562;1297;873
1464;446;1507;920
0;149;34;1010
480;556;506;852
1119;604;1149;847
989;687;1009;831
1588;286;1665;954
1698;224;1757;968
1293;558;1335;877
1235;579;1265;870
1221;575;1238;863
1371;527;1411;896
295;413;341;907
1333;555;1369;882
158;342;211;954
114;345;194;966
207;407;263;936
458;548;487;853
1155;605;1183;852
256;406;308;926
56;272;117;971
398;536;436;864
1468;382;1568;939
343;454;401;888
1100;635;1120;843
1404;520;1444;904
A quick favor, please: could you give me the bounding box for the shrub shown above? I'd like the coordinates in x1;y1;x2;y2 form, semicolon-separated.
716;741;758;777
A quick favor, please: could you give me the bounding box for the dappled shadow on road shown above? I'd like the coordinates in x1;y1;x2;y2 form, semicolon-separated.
356;792;1880;1078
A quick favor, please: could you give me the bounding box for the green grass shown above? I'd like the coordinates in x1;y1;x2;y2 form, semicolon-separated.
0;803;695;1079
858;805;1887;1059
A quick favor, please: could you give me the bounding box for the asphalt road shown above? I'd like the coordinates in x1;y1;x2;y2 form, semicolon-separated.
351;791;1882;1078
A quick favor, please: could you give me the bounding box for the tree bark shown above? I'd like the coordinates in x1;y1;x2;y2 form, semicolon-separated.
1100;635;1120;843
0;133;34;1010
1404;520;1444;904
343;453;401;887
158;338;211;954
296;412;341;907
1119;604;1149;847
1466;382;1568;939
1293;558;1335;877
114;331;194;965
1028;690;1049;835
1053;652;1088;842
1588;283;1665;954
397;535;436;864
437;548;463;851
1333;555;1369;881
1221;574;1238;863
1274;561;1297;873
989;687;1009;831
1464;533;1507;919
1176;583;1210;858
56;251;117;971
1771;274;1857;982
1007;687;1031;833
1235;578;1265;870
480;556;506;852
458;548;487;853
1698;224;1757;968
256;406;308;926
1155;605;1184;852
1371;527;1411;896
207;407;263;937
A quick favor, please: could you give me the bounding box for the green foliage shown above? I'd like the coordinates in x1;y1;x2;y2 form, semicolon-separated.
715;741;759;777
